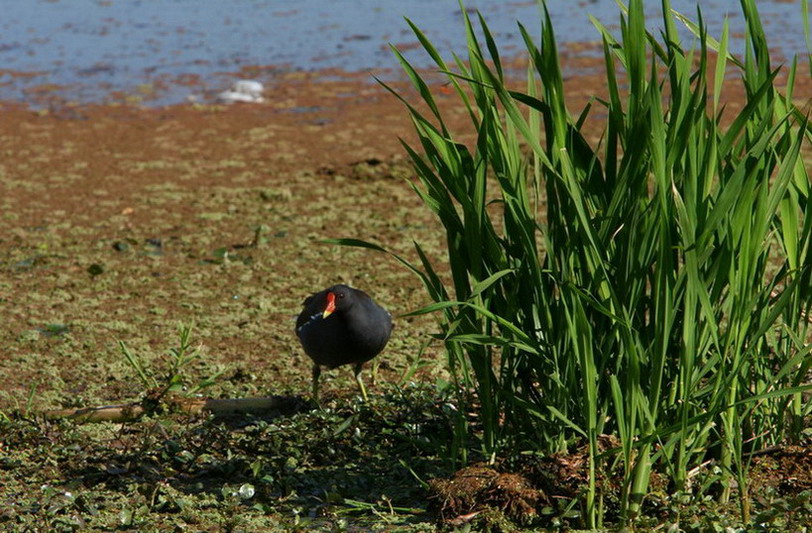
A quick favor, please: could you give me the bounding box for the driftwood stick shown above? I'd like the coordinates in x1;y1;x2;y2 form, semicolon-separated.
43;396;293;423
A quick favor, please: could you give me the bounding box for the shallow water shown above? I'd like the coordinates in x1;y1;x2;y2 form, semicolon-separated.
0;0;808;106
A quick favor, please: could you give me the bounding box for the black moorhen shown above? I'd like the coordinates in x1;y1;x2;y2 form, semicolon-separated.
295;284;392;402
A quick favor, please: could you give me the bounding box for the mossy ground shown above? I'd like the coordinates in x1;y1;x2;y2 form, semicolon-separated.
1;69;811;531
1;77;455;530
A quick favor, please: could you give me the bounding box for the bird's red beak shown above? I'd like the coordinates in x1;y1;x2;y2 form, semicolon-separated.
323;292;337;318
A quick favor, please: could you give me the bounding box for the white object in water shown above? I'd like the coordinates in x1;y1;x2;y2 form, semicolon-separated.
217;80;264;104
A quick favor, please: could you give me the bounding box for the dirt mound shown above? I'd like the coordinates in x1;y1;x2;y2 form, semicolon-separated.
428;464;544;527
751;445;812;494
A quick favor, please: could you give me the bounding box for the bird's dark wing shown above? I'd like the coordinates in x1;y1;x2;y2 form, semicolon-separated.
296;291;324;331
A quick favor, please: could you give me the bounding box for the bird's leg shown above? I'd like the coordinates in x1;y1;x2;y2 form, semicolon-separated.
353;363;368;402
311;363;321;405
370;359;379;387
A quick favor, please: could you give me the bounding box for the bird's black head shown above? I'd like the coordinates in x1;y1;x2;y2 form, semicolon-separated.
322;284;354;318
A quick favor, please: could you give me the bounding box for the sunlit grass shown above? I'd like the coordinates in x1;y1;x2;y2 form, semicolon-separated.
340;0;812;527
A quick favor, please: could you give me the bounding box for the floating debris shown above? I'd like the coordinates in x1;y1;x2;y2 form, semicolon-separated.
216;79;264;104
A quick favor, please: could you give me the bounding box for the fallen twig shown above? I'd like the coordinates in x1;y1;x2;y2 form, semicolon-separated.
43;395;297;423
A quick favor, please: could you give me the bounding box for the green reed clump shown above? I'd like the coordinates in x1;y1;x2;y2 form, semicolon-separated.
338;0;812;526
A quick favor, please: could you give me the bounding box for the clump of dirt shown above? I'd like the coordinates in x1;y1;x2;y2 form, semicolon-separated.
427;464;544;528
750;445;812;494
517;449;589;500
315;155;412;182
348;156;412;181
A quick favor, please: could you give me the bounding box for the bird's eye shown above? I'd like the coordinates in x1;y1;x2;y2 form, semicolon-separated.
338;293;345;299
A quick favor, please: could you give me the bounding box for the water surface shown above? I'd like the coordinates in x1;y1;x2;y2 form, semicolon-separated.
0;1;808;106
